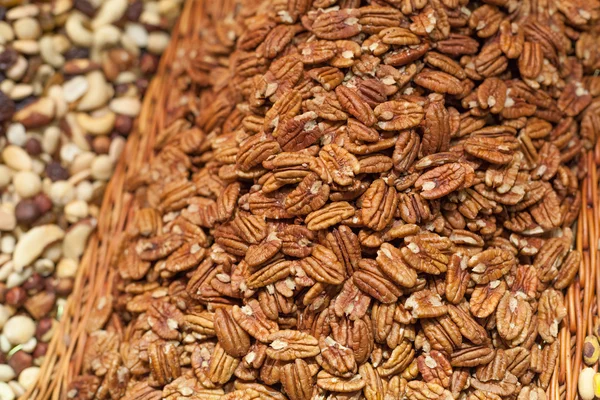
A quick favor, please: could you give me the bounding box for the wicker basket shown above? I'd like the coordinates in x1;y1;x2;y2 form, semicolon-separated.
23;0;600;399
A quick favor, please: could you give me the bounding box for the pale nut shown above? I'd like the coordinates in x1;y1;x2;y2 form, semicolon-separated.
42;242;62;263
0;22;15;43
65;13;93;47
6;56;27;81
77;71;110;111
0;382;14;400
147;31;170;55
0;261;13;283
76;111;116;135
52;0;72;15
0;305;12;330
92;0;128;29
6;123;26;147
62;218;96;260
64;199;89;223
108;136;125;163
62;76;89;103
13;17;41;40
0;166;12;189
75;180;94;202
41;126;61;155
9;381;24;397
12;39;40;55
13;224;65;271
13;171;42;198
52;34;71;54
6;270;31;288
0;80;14;94
93;24;121;49
120;33;140;57
2;145;32;171
70;152;95;175
17;367;39;390
0;365;15;382
0;335;9;354
0;209;16;232
39;36;65;68
91;154;114;180
64;113;91;152
47;85;68;119
20;337;36;353
580;367;595;400
3;315;35;345
6;5;38;20
108;97;141;116
1;235;16;254
125;23;148;47
56;258;78;279
9;84;34;101
48;181;75;206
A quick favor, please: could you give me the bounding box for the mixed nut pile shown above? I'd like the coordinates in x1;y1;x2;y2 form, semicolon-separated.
0;0;180;397
67;0;600;399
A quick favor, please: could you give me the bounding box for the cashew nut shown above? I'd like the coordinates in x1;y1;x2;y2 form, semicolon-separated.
92;0;127;30
47;85;69;119
39;35;65;68
77;70;110;111
76;110;116;135
65;13;93;47
93;24;121;49
120;33;140;57
6;55;27;81
65;112;91;152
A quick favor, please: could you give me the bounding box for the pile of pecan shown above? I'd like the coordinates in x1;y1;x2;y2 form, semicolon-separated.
69;0;600;399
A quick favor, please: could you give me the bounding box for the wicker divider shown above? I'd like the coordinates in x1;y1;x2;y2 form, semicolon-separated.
22;0;599;398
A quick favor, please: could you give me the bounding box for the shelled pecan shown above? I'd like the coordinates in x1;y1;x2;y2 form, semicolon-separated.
68;0;600;399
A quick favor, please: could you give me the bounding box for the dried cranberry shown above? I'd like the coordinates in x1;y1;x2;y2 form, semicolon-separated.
73;0;96;17
64;47;90;60
0;91;15;122
45;161;70;181
33;193;53;215
15;199;41;225
24;137;42;156
0;48;17;71
125;0;143;21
